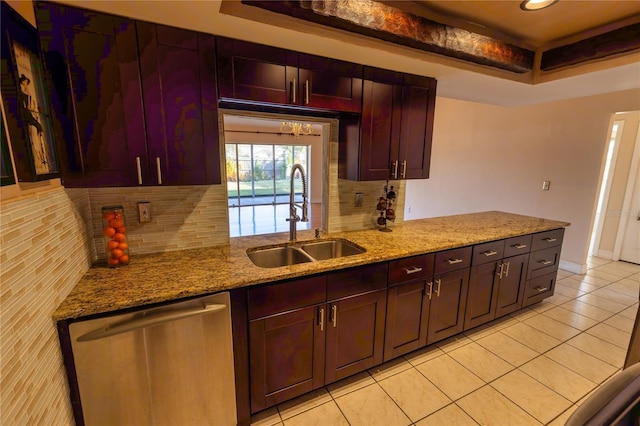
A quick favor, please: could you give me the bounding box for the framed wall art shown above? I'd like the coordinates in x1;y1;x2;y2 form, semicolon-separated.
1;104;16;186
1;1;59;182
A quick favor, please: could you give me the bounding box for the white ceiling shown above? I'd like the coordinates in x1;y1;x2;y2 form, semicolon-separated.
54;0;640;107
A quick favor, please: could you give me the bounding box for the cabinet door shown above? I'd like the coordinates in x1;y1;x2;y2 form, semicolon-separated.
249;304;325;413
36;3;146;187
325;289;387;384
384;280;430;361
298;54;362;112
495;254;529;318
137;23;220;185
427;269;470;344
216;37;297;105
397;74;437;179
465;261;500;330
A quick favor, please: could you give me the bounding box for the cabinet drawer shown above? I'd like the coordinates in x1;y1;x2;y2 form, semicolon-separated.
389;254;434;286
504;235;533;257
472;240;505;266
327;263;388;301
434;246;472;274
527;246;561;279
531;229;564;251
248;275;326;320
524;272;557;306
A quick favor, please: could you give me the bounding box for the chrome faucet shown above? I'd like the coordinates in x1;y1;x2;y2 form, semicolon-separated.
286;164;309;242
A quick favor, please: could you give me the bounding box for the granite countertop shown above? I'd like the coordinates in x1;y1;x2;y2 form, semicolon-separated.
54;211;570;321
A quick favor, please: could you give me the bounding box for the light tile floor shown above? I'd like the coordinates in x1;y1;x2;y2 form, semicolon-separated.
250;257;639;426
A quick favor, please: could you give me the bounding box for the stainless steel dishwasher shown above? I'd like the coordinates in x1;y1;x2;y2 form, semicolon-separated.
68;292;237;426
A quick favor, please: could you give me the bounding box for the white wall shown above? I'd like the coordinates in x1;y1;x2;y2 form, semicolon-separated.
405;89;640;270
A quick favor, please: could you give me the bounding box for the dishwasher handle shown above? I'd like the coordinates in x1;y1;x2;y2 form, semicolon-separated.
76;303;227;342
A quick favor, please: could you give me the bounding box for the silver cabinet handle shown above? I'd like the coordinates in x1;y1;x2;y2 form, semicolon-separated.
435;279;442;297
503;261;510;277
426;281;433;300
401;160;407;178
512;243;527;249
76;304;226;342
136;157;143;185
403;266;423;275
392;160;398;179
447;258;463;265
304;79;309;105
482;250;498;257
534;286;548;293
539;260;553;265
319;307;324;331
291;78;296;103
543;238;557;243
331;304;337;327
497;262;504;279
156;157;162;185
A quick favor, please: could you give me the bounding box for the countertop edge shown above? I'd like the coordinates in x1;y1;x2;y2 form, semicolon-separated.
53;211;570;321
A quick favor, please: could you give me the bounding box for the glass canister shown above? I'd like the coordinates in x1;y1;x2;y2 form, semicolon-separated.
102;205;130;268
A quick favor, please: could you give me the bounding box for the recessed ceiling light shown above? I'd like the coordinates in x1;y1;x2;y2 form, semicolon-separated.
520;0;559;11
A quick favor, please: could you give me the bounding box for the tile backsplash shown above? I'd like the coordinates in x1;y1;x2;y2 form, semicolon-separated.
88;185;230;261
1;187;92;425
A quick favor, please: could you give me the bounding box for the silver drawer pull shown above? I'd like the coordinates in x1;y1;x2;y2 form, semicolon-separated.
403;266;423;275
426;282;433;300
534;286;549;293
482;250;498;257
539;260;553;265
331;304;337;327
446;258;463;265
543;238;557;242
435;279;442;297
512;243;527;249
319;307;324;331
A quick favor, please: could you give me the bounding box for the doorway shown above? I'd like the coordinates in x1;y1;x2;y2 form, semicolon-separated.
589;111;640;264
222;113;325;237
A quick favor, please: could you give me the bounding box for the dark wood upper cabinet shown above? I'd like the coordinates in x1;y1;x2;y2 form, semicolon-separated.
216;37;362;112
35;3;221;187
35;2;147;187
339;67;436;181
137;23;220;185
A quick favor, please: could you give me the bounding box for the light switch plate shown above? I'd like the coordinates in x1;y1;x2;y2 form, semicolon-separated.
355;192;363;207
542;181;551;191
138;202;151;223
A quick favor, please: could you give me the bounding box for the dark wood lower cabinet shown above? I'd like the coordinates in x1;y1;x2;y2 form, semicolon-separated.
325;289;387;384
427;269;470;344
495;254;529;317
384;280;429;361
249;304;325;413
243;230;564;418
465;261;501;330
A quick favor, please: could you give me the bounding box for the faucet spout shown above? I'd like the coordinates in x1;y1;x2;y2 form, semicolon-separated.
287;164;308;242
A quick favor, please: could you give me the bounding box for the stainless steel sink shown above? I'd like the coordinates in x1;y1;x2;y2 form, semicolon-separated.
300;239;366;261
246;245;314;268
246;239;366;268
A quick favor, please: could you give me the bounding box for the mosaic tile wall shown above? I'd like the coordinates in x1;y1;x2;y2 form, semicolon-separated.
0;187;93;425
88;185;230;261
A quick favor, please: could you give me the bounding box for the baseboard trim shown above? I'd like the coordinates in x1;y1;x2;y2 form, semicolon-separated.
596;249;614;260
559;260;586;274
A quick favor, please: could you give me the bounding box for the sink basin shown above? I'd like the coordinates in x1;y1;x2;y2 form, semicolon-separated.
300;239;366;260
247;238;366;268
246;245;314;268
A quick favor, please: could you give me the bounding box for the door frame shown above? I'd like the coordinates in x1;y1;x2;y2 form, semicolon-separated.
590;118;625;258
613;121;640;261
